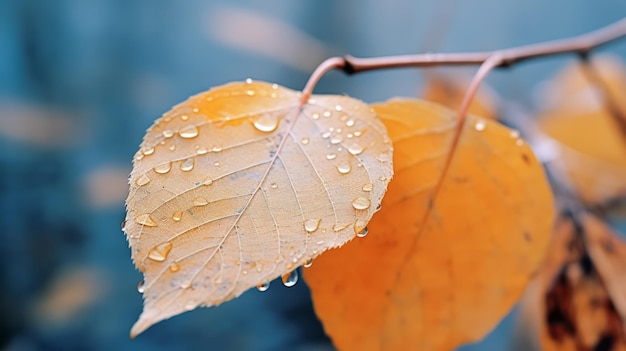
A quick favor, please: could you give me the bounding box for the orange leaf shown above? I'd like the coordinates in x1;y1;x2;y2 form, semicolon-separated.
305;99;554;351
538;56;626;204
124;81;393;337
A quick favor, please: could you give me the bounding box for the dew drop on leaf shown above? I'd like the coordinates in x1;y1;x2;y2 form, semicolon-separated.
257;282;270;292
193;197;209;206
135;214;157;227
348;143;365;155
135;174;151;186
179;125;199;138
352;197;371;211
304;218;321;233
147;242;173;262
169;263;180;272
337;161;351;174
253;115;278;132
282;270;298;287
356;226;369;238
153;162;172;174
137;280;145;293
180;158;194;172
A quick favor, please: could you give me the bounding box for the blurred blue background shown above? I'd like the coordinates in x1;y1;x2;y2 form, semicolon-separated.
0;1;625;350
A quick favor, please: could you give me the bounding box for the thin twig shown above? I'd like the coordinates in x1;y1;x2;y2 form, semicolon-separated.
300;17;626;100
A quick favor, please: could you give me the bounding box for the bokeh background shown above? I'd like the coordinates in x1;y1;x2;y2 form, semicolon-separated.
1;1;625;350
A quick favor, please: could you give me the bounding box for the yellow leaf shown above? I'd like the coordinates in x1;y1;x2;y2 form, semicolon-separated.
124;81;393;337
538;56;626;204
304;99;554;351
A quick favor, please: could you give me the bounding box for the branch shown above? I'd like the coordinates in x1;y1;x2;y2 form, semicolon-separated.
300;17;626;103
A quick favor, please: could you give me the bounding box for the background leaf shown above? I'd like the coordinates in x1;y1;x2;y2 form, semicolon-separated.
538;56;626;204
304;99;554;351
517;213;626;351
124;81;393;336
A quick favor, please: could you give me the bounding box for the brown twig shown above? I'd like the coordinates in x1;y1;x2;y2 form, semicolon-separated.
300;17;626;101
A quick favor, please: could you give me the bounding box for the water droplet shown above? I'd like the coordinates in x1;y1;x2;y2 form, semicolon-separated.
169;263;180;272
246;90;255;96
516;139;524;146
181;281;191;289
272;83;278;90
332;223;348;231
345;119;355;127
180;158;194;172
153;162;172;174
162;130;174;138
179;125;199;138
352;197;371;210
326;153;337;160
304;259;313;268
337;161;351;174
172;211;183;222
253;115;278;132
348;143;365;155
245;78;253;84
193;197;209;206
135;174;151;186
330;137;343;145
301;137;310;145
323;111;332;118
311;113;320;120
321;131;331;139
142;147;155;156
270;183;278;189
257;282;270;292
474;120;486;132
275;254;285;263
335;105;343;111
282;270;298;287
135;214;157;227
304;218;321;233
134;153;144;161
148;242;173;261
137;280;145;293
362;183;373;192
203;177;214;186
213;161;221;167
180;114;189;121
357;226;369;238
308;98;316;104
211;146;223;152
192;107;199;113
197;147;208;155
168;144;176;151
510;130;520;138
184;300;196;311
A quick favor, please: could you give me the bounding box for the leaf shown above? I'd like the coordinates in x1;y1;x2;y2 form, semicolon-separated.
304;99;554;350
124;81;393;337
538;56;626;204
421;74;499;120
518;213;626;351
